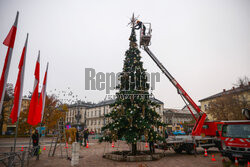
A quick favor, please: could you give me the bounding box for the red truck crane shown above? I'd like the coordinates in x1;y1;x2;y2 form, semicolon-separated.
138;23;223;153
139;23;207;136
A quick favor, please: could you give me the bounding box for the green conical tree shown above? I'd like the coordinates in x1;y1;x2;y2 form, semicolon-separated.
100;25;165;155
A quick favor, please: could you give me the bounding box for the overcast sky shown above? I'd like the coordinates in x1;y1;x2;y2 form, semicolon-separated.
0;0;249;109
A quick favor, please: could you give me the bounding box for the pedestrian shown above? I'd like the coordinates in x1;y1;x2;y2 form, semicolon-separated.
165;130;169;139
83;128;89;146
76;130;79;142
79;130;84;146
135;20;146;35
32;130;40;156
149;140;155;153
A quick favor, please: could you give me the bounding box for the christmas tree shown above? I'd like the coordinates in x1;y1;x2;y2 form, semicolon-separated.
100;17;165;155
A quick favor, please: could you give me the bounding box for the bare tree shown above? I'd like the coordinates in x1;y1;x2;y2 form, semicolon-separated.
207;77;249;120
18;94;68;135
234;76;249;87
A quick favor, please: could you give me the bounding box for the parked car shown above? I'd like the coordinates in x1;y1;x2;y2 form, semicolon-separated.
5;131;15;135
172;130;186;135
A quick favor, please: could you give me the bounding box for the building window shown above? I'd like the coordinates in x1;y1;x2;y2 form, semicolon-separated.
204;104;207;110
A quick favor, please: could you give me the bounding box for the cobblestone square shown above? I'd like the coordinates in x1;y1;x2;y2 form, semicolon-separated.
0;138;228;167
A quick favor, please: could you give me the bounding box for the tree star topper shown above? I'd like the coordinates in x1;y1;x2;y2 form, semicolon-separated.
128;13;139;28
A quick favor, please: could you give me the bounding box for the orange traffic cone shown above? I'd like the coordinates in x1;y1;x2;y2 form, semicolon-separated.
145;142;148;148
86;142;89;148
235;157;239;166
211;155;216;161
21;145;24;151
247;161;250;167
204;149;208;157
43;146;46;150
112;142;114;148
65;142;68;149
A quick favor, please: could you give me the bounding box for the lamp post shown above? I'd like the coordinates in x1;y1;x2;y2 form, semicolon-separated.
75;101;81;130
84;110;86;128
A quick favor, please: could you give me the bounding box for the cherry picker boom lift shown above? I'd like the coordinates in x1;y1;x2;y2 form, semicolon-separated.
138;23;219;153
139;23;207;136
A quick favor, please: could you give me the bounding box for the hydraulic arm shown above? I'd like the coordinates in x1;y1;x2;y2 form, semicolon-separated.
143;45;207;136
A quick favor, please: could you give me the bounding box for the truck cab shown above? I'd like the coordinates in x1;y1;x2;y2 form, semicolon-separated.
201;121;224;137
220;120;250;161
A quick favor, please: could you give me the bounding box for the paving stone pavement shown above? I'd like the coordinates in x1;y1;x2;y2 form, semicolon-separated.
28;139;227;167
0;138;234;167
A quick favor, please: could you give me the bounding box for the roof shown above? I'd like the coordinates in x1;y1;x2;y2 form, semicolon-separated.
68;101;94;108
199;84;250;102
150;98;164;104
181;104;200;113
88;99;116;108
164;108;193;114
164;104;200;115
22;97;31;100
181;104;200;110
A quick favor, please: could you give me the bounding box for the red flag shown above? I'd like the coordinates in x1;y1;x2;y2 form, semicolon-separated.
10;34;28;124
3;26;17;48
37;90;43;123
27;52;40;126
38;63;49;123
0;12;19;114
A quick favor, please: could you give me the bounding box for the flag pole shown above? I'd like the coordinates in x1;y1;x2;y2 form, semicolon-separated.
27;51;40;163
0;11;19;114
39;62;49;148
12;33;29;153
13;120;19;152
27;126;33;166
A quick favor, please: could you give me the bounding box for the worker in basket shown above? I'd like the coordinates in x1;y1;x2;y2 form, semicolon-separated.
135;20;146;35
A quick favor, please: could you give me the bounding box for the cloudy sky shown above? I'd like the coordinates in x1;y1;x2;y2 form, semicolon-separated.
0;0;249;109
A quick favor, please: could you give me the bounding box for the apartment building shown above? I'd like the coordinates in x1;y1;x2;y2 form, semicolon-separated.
66;98;164;133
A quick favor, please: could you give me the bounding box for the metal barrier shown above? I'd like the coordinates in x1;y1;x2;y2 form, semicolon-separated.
0;151;26;167
0;146;40;167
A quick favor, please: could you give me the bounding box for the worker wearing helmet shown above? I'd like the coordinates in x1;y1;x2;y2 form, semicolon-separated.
135;20;146;35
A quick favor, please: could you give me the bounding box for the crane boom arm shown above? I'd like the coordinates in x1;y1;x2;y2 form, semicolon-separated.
143;46;207;136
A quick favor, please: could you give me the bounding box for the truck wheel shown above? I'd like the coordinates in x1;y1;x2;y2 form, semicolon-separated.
185;144;195;154
214;141;222;151
186;149;195;154
173;144;183;153
174;147;183;154
228;156;235;162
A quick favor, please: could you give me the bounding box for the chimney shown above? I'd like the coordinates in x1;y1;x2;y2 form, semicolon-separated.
223;89;226;92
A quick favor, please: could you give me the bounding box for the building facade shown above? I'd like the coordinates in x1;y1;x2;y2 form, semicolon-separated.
199;83;250;120
163;105;199;132
66;98;164;134
2;97;30;135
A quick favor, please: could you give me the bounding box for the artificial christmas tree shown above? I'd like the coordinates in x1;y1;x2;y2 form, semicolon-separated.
100;18;165;155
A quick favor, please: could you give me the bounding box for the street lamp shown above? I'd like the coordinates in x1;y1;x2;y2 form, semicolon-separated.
84;110;86;128
75;101;82;129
